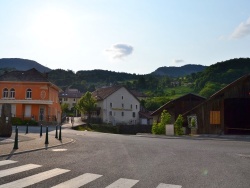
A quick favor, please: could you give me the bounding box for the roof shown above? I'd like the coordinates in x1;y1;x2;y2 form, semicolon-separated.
0;68;49;82
130;90;148;98
0;68;62;91
209;74;250;100
59;91;83;98
182;74;250;116
139;111;153;119
92;85;140;102
92;86;122;101
151;93;206;116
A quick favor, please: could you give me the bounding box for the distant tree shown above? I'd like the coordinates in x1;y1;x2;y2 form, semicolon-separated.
61;103;69;113
76;91;97;125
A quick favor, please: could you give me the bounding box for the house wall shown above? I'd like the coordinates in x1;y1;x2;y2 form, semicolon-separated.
0;82;61;123
98;87;140;125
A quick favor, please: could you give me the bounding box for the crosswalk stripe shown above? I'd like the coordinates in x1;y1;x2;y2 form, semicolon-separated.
105;178;139;188
0;160;17;166
0;164;41;178
156;183;182;188
0;168;70;188
51;173;102;188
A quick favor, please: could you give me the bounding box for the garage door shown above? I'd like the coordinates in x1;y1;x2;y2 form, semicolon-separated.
224;98;250;135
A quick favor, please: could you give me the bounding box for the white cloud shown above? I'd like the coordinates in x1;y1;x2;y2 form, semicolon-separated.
230;17;250;39
173;59;184;64
105;44;133;59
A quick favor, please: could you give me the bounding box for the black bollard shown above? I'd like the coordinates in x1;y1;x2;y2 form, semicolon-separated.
40;124;43;137
26;123;29;134
45;126;49;144
55;125;58;138
13;126;19;149
59;125;62;140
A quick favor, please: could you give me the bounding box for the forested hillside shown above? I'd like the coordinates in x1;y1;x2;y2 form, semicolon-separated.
186;58;250;97
152;64;207;77
0;57;250;111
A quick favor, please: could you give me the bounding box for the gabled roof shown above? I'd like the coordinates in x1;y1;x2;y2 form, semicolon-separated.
182;74;250;116
209;74;250;100
0;68;49;82
151;93;206;116
92;85;140;102
92;86;122;101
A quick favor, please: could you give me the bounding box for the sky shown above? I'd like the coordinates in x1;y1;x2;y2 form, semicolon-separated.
0;0;250;74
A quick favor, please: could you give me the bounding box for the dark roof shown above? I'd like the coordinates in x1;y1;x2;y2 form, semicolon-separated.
59;91;83;98
151;93;206;116
92;86;122;101
92;85;140;102
0;68;49;82
130;90;148;98
209;74;250;99
139;111;153;119
182;74;250;116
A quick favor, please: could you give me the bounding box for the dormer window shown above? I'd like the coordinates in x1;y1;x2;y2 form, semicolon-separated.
26;89;32;99
3;88;8;98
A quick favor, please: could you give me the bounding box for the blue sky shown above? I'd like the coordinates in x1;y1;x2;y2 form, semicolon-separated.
0;0;250;74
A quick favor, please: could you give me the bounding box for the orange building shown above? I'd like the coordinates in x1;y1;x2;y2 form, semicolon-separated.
0;68;62;123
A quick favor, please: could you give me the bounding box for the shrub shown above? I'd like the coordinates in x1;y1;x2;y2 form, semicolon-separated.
11;117;38;126
174;114;184;135
152;110;171;135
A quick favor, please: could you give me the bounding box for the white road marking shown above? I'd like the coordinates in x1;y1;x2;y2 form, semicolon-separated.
52;173;102;188
0;160;17;166
105;178;139;188
51;149;68;151
156;183;182;188
0;168;70;188
0;164;41;178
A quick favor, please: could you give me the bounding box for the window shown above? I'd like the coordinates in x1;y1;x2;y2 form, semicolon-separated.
122;112;124;116
210;111;220;124
3;88;8;98
122;103;124;108
109;111;112;116
26;89;32;99
110;103;112;107
132;112;136;117
131;104;132;109
136;105;138;109
122;96;123;99
73;98;76;101
10;88;15;98
64;98;68;101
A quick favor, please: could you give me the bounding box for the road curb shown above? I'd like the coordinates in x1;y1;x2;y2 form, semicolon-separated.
0;138;75;158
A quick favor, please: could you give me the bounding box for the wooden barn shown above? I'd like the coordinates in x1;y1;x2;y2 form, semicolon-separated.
183;74;250;135
151;93;206;124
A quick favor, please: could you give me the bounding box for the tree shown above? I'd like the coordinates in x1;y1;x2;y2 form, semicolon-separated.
76;91;97;125
61;103;69;113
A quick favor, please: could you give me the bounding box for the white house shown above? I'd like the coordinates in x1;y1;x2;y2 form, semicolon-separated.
92;86;140;125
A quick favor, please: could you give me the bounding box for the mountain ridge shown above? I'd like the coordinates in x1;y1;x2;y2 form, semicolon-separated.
0;58;51;73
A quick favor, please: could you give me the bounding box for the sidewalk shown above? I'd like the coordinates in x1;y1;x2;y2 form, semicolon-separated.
0;117;85;157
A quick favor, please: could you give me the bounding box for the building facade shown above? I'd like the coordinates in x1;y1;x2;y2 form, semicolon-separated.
0;68;62;123
183;74;250;135
59;88;83;111
92;86;140;125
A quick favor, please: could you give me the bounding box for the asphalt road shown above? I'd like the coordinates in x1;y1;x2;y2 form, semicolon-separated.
1;127;250;188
